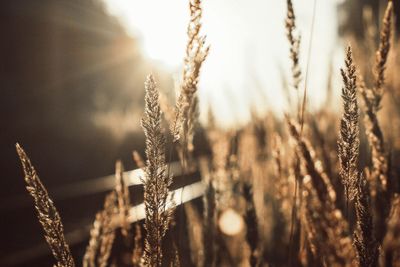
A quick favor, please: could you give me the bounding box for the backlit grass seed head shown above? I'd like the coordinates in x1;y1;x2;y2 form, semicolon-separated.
338;46;359;201
141;74;173;267
16;143;75;267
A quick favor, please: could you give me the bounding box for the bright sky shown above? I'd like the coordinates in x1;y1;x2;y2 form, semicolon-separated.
104;0;344;128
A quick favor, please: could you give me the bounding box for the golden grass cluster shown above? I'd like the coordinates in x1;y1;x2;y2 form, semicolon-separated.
15;0;400;266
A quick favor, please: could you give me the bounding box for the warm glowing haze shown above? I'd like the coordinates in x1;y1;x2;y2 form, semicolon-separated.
104;0;343;128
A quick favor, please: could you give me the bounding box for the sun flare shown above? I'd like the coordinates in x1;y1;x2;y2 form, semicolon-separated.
104;0;188;67
104;0;342;128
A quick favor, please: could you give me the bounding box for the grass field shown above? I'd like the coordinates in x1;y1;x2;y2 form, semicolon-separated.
13;0;400;266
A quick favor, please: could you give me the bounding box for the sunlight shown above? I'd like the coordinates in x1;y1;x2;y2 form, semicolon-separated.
104;0;342;128
104;0;187;67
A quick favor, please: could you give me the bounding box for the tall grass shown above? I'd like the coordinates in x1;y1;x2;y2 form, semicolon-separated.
14;0;400;266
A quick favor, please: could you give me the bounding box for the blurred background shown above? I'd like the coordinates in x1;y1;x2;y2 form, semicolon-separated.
0;0;399;266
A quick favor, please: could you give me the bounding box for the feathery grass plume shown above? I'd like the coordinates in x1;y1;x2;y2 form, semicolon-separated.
285;0;301;91
301;178;355;266
373;1;393;104
98;191;117;267
353;173;379;267
359;1;393;193
15;144;75;267
338;46;360;202
359;78;386;192
285;0;302;123
284;1;305;247
176;96;200;169
131;223;143;267
359;2;393;241
287;119;357;264
83;212;102;267
286;118;336;205
383;195;400;266
171;0;209;142
115;160;131;237
83;192;117;267
141;74;173;267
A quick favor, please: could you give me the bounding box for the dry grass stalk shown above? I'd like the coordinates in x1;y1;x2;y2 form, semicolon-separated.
338;46;360;202
287;120;356;264
373;1;393;103
360;1;393;191
301;179;355;266
359;78;386;194
285;0;303;123
16;144;75;267
286;118;336;206
83;192;117;267
359;1;393;243
353;174;379;267
98;192;117;267
171;0;209;143
141;74;173;267
83;212;102;267
285;0;301;91
115;160;131;237
284;0;306;250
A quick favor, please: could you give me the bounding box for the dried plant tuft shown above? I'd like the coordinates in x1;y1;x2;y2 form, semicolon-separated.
83;212;102;267
97;192;117;267
353;174;379;267
359;1;393;244
141;74;174;267
338;45;359;202
171;0;209;143
285;0;301;91
373;1;393;104
16;143;75;267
